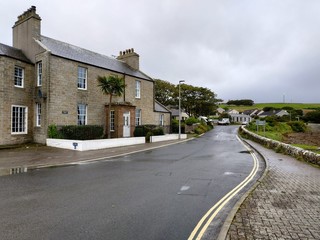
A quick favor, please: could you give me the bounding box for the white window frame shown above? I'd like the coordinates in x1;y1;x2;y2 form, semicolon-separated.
135;80;141;98
78;67;87;90
14;66;24;88
135;109;141;126
11;105;28;134
160;114;164;126
77;104;87;125
110;110;115;131
37;61;42;86
36;103;41;127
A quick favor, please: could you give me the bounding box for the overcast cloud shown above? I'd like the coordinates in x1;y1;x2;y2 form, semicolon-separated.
1;0;319;103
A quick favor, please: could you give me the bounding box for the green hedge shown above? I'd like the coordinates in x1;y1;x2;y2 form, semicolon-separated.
133;125;164;137
48;125;104;140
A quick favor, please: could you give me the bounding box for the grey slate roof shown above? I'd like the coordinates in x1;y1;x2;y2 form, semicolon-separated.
154;100;170;113
170;109;179;116
39;36;152;81
0;43;32;63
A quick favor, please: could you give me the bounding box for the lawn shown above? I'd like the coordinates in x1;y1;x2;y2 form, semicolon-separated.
247;122;293;141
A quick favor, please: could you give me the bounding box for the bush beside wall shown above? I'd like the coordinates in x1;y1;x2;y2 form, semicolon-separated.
48;125;104;140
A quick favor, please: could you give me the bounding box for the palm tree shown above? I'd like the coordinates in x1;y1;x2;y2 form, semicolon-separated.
97;75;126;138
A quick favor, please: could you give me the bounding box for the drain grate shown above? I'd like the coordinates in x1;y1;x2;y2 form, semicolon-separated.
10;167;27;175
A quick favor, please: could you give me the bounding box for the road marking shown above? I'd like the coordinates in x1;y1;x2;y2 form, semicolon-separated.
188;136;259;240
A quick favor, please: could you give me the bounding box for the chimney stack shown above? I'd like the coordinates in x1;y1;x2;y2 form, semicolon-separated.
12;6;41;62
117;48;140;71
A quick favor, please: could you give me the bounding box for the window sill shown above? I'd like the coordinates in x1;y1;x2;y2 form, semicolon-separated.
11;132;28;135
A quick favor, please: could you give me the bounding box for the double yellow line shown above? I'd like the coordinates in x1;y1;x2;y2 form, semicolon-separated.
188;136;259;240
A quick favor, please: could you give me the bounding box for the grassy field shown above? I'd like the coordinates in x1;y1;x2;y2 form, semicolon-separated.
247;122;293;141
219;103;320;112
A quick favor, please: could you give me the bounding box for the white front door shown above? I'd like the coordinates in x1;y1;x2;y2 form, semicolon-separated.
123;111;130;137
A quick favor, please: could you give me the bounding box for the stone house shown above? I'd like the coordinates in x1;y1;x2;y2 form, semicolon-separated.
229;114;252;124
226;109;239;115
0;6;171;146
170;108;189;121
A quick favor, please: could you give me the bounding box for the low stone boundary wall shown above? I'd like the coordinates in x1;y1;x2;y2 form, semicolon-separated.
150;134;187;143
240;126;320;166
47;137;146;151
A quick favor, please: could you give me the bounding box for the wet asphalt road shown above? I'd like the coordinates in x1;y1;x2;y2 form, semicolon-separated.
0;126;263;240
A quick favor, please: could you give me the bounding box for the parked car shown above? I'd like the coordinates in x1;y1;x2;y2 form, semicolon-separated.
218;118;230;125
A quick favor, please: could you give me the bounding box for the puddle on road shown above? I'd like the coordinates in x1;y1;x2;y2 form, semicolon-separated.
223;172;235;175
239;150;251;154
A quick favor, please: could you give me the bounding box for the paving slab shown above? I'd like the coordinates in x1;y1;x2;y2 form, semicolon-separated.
225;140;320;240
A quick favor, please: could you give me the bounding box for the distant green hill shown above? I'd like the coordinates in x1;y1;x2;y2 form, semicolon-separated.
219;103;320;112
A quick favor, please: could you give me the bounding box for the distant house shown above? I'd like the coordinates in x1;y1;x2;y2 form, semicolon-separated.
226;109;239;115
216;107;225;115
230;114;252;124
243;109;263;117
170;108;189;121
0;6;171;146
258;110;289;118
154;101;172;132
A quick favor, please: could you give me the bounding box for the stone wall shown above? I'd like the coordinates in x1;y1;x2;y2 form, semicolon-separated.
0;56;34;145
240;126;320;166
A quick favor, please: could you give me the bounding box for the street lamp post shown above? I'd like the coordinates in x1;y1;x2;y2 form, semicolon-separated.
178;80;185;139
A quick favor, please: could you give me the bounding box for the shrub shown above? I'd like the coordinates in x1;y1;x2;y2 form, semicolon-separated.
145;131;153;143
198;124;208;132
133;126;145;137
303;110;320;123
287;121;306;132
194;123;212;135
265;116;277;127
194;127;205;134
59;125;103;140
134;125;164;137
171;119;185;133
185;117;199;126
48;124;60;138
152;127;164;136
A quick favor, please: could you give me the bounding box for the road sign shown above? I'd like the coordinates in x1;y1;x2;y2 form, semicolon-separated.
256;120;266;126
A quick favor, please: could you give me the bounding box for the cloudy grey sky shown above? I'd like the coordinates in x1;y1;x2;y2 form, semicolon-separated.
1;0;319;103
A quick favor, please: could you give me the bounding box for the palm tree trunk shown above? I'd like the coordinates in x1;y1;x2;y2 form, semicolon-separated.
108;94;113;139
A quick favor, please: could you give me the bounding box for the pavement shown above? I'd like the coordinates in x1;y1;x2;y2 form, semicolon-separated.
1;138;320;239
0;139;188;176
225;140;320;240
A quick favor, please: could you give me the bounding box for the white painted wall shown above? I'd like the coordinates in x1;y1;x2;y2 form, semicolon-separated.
46;137;146;151
150;134;187;143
